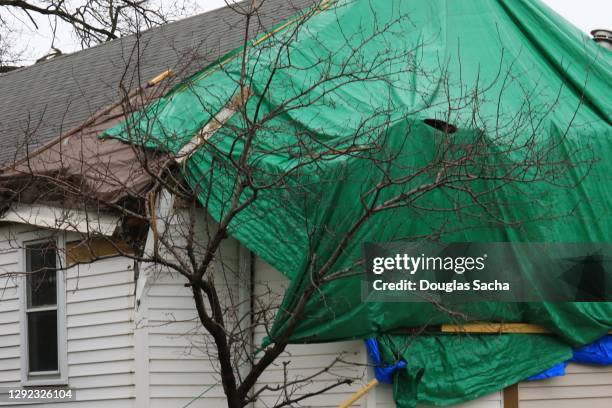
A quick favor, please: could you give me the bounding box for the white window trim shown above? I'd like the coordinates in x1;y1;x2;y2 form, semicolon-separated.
19;231;68;386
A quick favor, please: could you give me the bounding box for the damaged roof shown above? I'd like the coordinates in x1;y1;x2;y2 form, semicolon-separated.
0;0;314;167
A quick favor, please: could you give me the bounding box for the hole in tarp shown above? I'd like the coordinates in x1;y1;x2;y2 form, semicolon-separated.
424;119;457;134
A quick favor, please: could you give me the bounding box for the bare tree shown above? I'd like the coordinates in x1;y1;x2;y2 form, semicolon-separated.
0;19;21;70
0;1;594;407
0;0;202;63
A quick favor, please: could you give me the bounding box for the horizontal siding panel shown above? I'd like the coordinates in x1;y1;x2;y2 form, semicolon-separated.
257;367;366;385
68;360;134;377
0;334;19;348
150;359;217;374
150;372;219;386
0;264;18;273
0;253;18;265
70;386;134;401
0;322;19;336
0;347;18;360
0;370;19;383
148;309;199;323
148;283;240;297
521;372;612;387
69;373;134;389
66;258;133;277
0;309;19;324
0;243;18;253
0;298;19;313
68;321;134;340
520;384;612;400
253;342;364;358
150;384;225;399
521;398;612;408
66;296;133;316
256;353;362;371
0;358;19;371
148;322;203;336
148;333;208;348
150;397;226;408
0;382;20;390
0;277;18;290
148;346;208;360
0;400;134;408
148;285;192;297
67;309;132;327
68;334;133;353
149;295;199;310
147;273;186;286
255;379;367;399
68;347;133;365
66;283;133;304
66;270;133;291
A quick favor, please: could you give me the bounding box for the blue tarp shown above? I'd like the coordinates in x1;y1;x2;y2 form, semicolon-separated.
528;335;612;380
365;338;407;384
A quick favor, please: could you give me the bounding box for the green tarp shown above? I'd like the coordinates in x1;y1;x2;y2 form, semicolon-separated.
378;333;573;407
105;0;612;405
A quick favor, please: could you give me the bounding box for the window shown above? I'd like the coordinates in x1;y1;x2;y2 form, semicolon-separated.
21;239;66;384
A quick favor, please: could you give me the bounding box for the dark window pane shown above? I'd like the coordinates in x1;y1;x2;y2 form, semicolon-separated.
27;310;58;372
26;243;57;308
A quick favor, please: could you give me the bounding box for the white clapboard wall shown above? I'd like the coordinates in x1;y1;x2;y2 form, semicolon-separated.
0;224;136;407
519;363;612;408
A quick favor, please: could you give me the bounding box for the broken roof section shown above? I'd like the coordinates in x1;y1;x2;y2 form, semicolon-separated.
0;78;170;207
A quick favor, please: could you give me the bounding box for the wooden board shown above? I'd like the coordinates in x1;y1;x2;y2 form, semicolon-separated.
67;237;133;266
503;383;519;408
440;323;612;335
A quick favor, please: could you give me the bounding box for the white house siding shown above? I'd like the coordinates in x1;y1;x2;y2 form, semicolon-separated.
0;224;137;407
145;270;229;408
519;363;612;407
143;208;242;408
0;231;21;395
252;257;367;408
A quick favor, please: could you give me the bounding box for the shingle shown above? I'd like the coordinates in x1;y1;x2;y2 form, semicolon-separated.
0;0;314;166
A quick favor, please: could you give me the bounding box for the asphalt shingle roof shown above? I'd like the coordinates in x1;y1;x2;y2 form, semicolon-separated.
0;0;313;166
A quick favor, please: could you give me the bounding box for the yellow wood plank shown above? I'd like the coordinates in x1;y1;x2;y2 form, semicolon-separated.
440;323;612;334
441;323;551;334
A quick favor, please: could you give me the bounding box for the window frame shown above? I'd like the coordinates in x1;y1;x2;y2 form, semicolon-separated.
19;231;68;386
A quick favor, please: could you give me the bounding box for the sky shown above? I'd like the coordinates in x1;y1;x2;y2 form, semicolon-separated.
4;0;611;65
